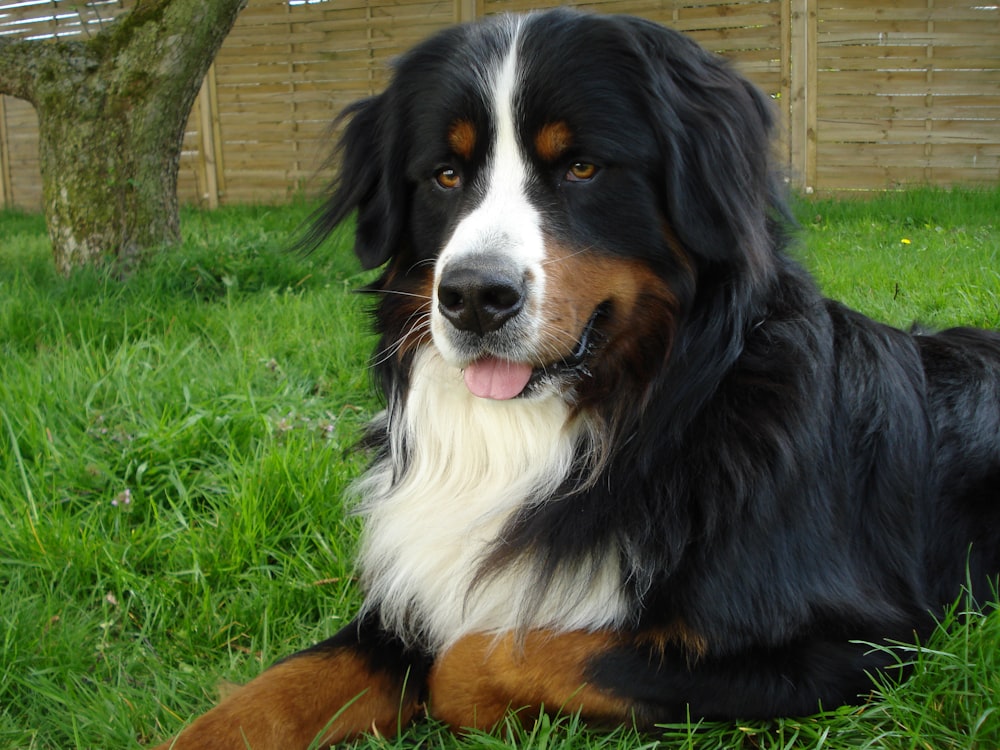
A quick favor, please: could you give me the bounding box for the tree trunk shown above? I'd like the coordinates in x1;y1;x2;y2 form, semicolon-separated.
0;0;246;274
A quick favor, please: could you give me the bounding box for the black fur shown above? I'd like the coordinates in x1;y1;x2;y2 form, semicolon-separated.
305;8;1000;722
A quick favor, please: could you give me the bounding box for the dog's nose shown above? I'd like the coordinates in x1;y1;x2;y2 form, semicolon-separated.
438;258;526;336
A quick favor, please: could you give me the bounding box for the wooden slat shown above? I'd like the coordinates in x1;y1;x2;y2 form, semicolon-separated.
819;102;1000;120
0;95;11;207
820;29;999;45
818;142;1000;168
821;7;1000;22
820;0;1000;10
199;64;223;208
817;57;1000;72
819;118;999;144
819;69;1000;96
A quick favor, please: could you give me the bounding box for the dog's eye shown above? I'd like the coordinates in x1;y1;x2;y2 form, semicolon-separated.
565;162;598;182
435;168;462;190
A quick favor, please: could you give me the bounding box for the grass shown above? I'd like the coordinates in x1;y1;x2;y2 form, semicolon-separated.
794;188;1000;329
1;187;998;749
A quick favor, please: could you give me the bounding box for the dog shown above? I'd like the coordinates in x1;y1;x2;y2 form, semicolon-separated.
156;9;1000;748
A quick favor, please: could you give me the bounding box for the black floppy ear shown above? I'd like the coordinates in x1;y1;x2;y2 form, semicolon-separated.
626;17;785;278
301;94;406;270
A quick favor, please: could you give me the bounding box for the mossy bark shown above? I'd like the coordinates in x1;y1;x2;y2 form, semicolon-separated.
0;0;246;274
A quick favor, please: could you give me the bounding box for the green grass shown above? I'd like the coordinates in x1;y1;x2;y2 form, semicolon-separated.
1;187;998;749
794;188;1000;329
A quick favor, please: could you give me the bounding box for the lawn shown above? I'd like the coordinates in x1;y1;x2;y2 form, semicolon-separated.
1;188;998;750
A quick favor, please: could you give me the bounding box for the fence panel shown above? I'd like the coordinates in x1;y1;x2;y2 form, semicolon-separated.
178;0;456;205
1;0;997;210
813;0;1000;190
0;95;42;209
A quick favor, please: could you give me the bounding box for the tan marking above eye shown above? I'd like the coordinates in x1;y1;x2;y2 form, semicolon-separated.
535;121;573;162
435;167;462;190
448;119;477;161
566;162;597;182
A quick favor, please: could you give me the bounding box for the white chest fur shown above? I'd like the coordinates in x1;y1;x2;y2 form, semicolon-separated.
354;348;628;652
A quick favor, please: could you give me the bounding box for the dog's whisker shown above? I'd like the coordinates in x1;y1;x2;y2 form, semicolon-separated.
540;246;596;266
370;315;432;368
368;288;434;301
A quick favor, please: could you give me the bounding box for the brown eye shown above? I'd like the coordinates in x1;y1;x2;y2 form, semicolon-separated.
566;162;597;182
435;168;462;190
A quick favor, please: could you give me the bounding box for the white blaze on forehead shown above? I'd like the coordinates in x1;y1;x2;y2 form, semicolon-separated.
432;19;548;364
480;26;539;262
437;21;543;272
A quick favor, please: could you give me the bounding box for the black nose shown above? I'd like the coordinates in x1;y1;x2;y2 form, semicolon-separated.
438;258;526;336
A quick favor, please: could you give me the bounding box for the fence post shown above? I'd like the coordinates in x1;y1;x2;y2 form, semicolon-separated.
455;0;479;22
0;95;11;208
196;64;224;209
788;0;817;193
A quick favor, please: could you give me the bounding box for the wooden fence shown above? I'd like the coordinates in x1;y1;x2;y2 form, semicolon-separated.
0;0;997;210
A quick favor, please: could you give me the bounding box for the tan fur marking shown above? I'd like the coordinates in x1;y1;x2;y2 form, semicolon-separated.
448;119;477;161
154;651;420;750
535;121;574;162
428;630;633;732
637;620;709;661
537;243;679;362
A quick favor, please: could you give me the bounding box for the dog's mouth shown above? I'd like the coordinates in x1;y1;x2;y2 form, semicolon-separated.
462;304;607;400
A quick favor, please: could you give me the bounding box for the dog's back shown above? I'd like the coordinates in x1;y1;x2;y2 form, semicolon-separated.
918;325;1000;605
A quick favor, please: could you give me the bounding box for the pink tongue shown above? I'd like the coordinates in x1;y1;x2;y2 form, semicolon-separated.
463;357;533;400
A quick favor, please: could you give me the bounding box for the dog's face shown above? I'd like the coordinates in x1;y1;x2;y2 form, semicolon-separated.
319;10;780;406
409;15;684;402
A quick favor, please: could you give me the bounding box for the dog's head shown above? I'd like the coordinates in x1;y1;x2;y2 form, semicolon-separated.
309;9;786;407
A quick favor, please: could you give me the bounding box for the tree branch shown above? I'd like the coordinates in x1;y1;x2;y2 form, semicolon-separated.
0;38;40;102
0;0;245;105
0;37;97;105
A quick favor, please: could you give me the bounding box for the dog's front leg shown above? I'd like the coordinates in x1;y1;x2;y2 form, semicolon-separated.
156;613;430;750
427;629;638;732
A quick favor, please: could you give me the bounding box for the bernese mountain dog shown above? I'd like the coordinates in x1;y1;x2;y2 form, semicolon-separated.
157;9;1000;749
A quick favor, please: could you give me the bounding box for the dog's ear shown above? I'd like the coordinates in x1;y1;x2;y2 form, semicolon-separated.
301;95;406;270
626;18;786;279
